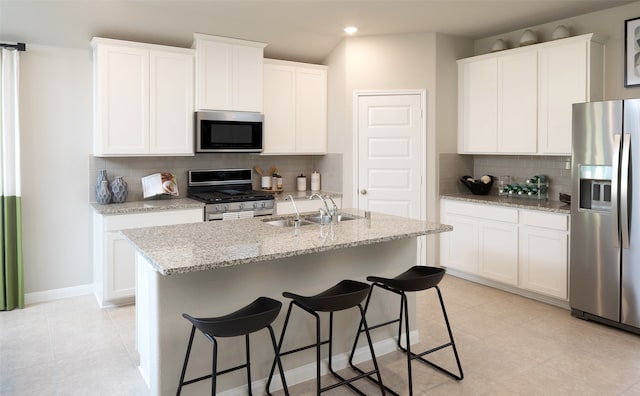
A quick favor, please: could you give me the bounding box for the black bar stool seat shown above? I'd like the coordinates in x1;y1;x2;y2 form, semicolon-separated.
367;265;445;292
282;279;372;312
177;296;289;396
349;266;463;396
267;280;386;395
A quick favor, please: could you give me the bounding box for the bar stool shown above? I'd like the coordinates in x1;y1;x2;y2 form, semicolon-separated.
266;280;386;395
348;266;463;396
177;296;289;396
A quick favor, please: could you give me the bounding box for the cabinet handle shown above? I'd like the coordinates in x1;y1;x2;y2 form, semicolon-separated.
360;189;367;195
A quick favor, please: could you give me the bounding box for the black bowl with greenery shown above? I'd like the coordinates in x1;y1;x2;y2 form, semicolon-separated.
459;175;494;195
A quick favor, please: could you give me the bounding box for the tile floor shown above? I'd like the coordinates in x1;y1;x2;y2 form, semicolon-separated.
2;275;640;395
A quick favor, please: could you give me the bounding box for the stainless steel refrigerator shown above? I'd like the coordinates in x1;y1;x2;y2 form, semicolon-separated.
571;99;640;334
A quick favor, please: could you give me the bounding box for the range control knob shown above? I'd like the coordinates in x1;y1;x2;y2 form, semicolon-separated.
238;203;245;210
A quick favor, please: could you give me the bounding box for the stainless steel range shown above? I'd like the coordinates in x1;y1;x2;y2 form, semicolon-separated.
187;169;274;221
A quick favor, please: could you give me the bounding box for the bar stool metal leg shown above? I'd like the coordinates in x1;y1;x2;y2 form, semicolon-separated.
349;279;463;396
396;286;463;381
177;325;197;396
267;280;386;395
266;303;294;395
211;337;218;396
245;334;252;396
178;297;286;395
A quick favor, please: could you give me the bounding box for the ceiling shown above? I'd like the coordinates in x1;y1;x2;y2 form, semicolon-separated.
0;0;635;63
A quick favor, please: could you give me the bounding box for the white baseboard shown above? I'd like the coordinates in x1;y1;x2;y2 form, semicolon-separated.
217;330;419;396
24;283;93;305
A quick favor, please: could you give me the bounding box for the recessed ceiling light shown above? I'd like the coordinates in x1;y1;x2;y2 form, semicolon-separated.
344;26;358;35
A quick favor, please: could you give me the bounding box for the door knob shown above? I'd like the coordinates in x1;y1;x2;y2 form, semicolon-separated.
360;189;367;195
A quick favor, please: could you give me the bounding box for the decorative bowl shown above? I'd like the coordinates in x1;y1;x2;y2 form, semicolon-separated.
460;175;494;195
519;29;538;46
491;39;507;52
552;25;570;40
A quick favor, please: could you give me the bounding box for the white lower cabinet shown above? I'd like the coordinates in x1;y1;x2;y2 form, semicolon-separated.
440;199;569;301
518;210;568;299
439;213;479;274
479;220;519;285
93;208;203;307
440;200;518;284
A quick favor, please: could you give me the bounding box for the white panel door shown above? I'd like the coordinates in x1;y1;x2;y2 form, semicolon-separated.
357;93;423;220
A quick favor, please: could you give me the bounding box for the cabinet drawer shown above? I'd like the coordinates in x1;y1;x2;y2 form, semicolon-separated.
520;210;568;231
443;200;518;223
103;209;203;231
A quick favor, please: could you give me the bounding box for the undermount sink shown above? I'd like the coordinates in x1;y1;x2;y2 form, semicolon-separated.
262;213;359;227
305;214;358;224
262;218;313;227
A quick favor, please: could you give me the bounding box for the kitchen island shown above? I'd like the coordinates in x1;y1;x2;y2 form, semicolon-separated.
122;209;451;395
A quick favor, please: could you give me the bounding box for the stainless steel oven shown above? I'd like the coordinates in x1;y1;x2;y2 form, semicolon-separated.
187;169;274;221
195;111;263;153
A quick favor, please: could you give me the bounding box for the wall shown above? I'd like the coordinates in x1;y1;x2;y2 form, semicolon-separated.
20;45;93;294
326;33;438;209
324;32;470;265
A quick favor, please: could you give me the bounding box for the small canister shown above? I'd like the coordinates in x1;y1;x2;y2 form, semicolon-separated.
261;176;272;190
311;171;321;191
297;174;307;191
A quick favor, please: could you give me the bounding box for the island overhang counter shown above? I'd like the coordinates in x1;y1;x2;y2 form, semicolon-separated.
122;209;452;395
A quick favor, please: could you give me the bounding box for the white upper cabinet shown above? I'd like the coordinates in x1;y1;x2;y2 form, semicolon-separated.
458;33;604;156
263;59;328;155
538;38;603;154
92;38;194;156
459;57;498;152
499;51;538;153
459;52;537;154
193;34;266;112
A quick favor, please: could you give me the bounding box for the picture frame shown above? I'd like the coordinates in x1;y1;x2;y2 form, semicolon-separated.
624;17;640;87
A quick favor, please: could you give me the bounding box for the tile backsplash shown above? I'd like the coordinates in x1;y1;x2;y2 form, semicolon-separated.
89;153;343;203
439;153;571;200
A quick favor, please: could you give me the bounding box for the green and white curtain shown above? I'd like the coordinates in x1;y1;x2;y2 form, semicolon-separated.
0;48;24;310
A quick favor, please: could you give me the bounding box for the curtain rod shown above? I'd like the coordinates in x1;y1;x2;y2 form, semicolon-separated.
0;43;26;52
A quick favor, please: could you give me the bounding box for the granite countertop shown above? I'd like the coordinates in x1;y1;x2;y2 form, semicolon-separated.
91;198;204;215
122;208;451;275
441;193;570;214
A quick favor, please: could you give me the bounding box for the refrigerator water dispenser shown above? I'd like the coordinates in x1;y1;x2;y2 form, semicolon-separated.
579;165;612;211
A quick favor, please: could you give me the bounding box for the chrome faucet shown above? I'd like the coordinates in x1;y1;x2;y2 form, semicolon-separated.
286;194;301;223
309;193;338;223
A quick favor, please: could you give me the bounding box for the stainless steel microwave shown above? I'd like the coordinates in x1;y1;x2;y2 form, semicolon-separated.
195;111;263;153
